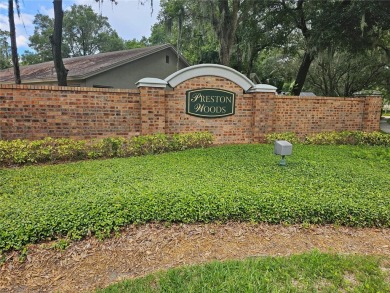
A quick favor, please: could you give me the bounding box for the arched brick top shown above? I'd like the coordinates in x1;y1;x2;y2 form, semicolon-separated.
165;64;255;91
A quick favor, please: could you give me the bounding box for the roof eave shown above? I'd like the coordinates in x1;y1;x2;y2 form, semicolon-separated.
80;44;190;79
0;76;84;85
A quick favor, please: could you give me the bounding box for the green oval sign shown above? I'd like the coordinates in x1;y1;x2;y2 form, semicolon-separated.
186;88;236;118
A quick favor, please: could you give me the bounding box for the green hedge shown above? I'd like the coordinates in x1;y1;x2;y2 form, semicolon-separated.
0;132;213;166
266;131;390;146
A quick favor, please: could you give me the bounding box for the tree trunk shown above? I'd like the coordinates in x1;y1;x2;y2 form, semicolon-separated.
211;0;240;66
8;0;21;84
291;51;314;96
219;41;231;66
51;0;67;86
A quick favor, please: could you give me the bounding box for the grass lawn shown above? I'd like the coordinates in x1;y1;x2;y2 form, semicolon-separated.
0;144;389;252
97;251;389;293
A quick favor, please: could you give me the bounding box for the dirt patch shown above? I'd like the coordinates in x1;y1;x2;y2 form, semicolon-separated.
1;223;389;292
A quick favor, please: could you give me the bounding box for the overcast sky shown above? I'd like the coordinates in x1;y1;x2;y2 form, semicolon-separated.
0;0;161;52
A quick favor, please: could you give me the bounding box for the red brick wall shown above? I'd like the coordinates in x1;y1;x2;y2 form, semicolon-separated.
0;84;140;140
362;96;383;132
252;94;381;142
269;96;369;136
0;82;382;142
139;87;166;135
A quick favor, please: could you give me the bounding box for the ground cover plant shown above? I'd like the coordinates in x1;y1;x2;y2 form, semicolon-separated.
0;144;389;253
97;251;390;293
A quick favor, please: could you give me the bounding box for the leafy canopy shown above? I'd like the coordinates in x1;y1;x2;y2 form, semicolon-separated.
23;4;125;64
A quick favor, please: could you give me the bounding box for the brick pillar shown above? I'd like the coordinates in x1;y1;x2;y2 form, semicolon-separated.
358;94;382;132
136;78;168;135
248;84;277;143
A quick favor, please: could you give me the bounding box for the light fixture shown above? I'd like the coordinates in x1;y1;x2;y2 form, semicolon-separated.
274;140;292;166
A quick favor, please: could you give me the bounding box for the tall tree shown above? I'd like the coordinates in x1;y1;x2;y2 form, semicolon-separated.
233;0;294;75
25;5;126;64
306;47;389;97
26;13;63;64
290;0;314;95
209;0;240;66
8;0;21;84
267;0;390;96
51;0;67;86
48;0;153;85
154;0;241;66
63;5;124;56
0;30;11;69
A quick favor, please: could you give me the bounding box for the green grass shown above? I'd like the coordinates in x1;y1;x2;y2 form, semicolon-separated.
97;251;390;293
1;144;390;252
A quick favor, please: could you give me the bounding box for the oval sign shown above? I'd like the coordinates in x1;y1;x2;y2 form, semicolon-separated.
186;88;236;118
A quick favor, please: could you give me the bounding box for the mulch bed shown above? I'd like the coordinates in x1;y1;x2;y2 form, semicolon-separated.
1;223;389;292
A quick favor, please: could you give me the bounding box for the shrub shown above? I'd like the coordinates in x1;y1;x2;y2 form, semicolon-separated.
304;131;361;145
266;131;390;147
359;131;390;146
265;132;301;144
0;132;214;167
304;131;390;146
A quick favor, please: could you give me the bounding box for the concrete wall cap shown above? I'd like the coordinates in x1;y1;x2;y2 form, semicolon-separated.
165;64;255;91
247;84;278;93
136;78;167;88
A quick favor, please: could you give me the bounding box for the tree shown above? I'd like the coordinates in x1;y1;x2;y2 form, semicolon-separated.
29;1;153;85
25;4;126;63
63;5;125;56
8;0;21;84
306;47;389;97
265;0;321;96
208;0;240;66
25;13;67;64
232;0;294;75
0;30;11;69
124;37;149;49
152;0;237;66
265;0;390;96
170;0;241;66
51;0;67;86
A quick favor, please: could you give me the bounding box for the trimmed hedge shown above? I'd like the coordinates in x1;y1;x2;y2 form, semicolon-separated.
0;132;213;166
266;131;390;146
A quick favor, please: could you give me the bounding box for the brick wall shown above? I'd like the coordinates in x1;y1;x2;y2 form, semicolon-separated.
0;84;140;140
0;81;382;143
284;95;380;135
139;86;166;135
261;95;378;140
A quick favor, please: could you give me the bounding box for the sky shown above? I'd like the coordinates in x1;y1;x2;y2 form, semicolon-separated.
0;0;161;53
